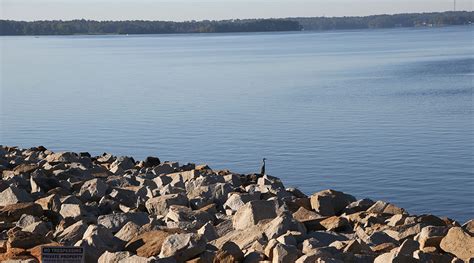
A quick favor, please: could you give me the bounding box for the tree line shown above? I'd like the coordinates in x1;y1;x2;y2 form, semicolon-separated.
292;11;473;31
0;19;301;35
0;12;472;36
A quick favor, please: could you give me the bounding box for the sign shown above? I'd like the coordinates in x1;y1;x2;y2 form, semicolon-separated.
41;246;85;263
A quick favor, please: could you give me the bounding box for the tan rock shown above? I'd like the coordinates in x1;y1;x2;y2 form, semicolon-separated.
319;216;350;232
439;227;474;260
386;214;406;227
114;221;141;242
367;201;405;215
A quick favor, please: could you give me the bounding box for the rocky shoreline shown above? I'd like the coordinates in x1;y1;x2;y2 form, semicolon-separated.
0;145;472;263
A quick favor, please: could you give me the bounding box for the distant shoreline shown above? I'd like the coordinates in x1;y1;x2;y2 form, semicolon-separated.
1;11;472;36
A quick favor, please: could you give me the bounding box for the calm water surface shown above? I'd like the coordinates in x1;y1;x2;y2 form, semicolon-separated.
1;26;473;222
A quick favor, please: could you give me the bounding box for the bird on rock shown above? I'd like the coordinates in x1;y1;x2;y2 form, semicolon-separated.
260;158;266;177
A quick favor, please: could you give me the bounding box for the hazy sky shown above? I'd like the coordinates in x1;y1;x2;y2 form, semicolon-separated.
0;0;472;21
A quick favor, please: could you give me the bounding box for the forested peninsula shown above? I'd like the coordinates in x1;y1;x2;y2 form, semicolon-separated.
0;11;472;36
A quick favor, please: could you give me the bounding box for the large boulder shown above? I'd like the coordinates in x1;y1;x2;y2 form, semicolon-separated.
439;227;474;260
232;200;278;230
159;233;206;262
309;190;356;216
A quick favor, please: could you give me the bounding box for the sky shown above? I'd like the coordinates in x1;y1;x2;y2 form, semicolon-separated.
0;0;472;21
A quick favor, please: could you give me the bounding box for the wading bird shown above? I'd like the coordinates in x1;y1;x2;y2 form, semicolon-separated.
260;158;266;177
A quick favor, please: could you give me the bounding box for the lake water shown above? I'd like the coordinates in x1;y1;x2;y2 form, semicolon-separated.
1;26;473;222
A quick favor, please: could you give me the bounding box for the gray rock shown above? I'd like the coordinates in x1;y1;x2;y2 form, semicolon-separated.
110;156;135;174
98;212;149;233
22;221;50;236
223;192;260;212
16;214;40;228
79;178;108;201
264;213;306;240
145;194;189;216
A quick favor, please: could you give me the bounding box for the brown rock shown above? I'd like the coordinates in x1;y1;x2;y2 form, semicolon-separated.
213;241;244;263
372;242;398;253
7;230;49;249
